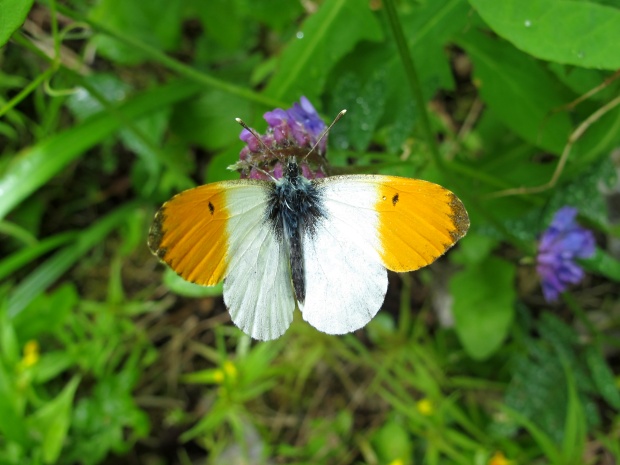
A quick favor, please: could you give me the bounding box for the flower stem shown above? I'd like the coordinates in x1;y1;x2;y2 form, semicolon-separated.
382;0;443;170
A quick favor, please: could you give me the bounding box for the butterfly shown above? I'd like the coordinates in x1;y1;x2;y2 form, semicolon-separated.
148;157;469;341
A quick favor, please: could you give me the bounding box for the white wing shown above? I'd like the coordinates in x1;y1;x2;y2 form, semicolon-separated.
222;185;295;341
298;179;387;334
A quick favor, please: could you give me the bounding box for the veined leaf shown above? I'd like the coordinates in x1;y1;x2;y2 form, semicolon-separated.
469;0;620;70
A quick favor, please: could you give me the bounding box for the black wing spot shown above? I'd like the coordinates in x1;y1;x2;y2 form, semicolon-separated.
208;201;215;215
392;193;399;206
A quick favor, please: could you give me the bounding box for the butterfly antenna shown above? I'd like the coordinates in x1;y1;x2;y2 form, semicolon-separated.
236;118;277;157
235;118;278;182
304;109;347;162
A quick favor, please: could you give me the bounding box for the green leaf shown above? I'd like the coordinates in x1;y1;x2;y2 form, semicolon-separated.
264;0;382;103
449;256;516;359
449;232;498;266
206;146;244;183
29;376;80;464
7;203;139;319
65;74;131;121
162;268;223;298
88;0;183;64
329;68;388;152
0;359;29;444
0;0;34;47
581;248;620;282
0;232;76;281
169;89;251;151
457;29;573;154
560;359;586;465
584;346;620;409
548;64;620;103
0;79;201;220
502;405;560;463
193;0;248;51
469;0;620;70
13;283;77;341
371;419;413;465
327;0;470;153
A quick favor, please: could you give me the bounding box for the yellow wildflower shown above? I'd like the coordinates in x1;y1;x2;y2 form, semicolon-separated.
213;370;225;383
489;451;514;465
21;340;40;368
416;398;433;416
223;360;237;379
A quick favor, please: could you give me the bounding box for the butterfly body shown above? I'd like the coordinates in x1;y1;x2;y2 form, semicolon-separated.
266;160;324;303
149;159;469;340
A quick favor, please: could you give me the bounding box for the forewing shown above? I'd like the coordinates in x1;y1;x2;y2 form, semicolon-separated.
148;181;248;286
311;175;469;272
149;181;296;340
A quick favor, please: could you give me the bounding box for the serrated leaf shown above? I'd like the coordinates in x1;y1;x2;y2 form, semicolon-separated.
449;256;516;359
0;0;34;47
469;0;620;70
264;0;382;103
457;29;573;154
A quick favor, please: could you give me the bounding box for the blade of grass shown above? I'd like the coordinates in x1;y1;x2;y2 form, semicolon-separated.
383;0;441;170
560;357;586;465
0;231;76;280
0;79;201;220
501;405;561;463
7;202;139;318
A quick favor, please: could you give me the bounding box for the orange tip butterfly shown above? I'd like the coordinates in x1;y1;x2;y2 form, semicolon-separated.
148;102;469;340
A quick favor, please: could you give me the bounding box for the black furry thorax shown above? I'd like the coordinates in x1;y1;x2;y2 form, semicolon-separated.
265;160;325;303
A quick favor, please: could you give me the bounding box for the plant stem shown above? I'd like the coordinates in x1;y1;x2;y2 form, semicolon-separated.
383;0;443;170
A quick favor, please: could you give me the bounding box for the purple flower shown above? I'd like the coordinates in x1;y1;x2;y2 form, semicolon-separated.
536;207;596;302
231;97;328;180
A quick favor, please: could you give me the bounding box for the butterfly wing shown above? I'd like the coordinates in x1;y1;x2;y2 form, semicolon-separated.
299;175;468;335
298;178;387;334
149;181;296;340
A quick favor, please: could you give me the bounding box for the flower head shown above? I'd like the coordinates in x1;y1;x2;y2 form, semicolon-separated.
488;451;514;465
19;340;40;368
416;398;434;416
536;207;595;302
232;97;329;180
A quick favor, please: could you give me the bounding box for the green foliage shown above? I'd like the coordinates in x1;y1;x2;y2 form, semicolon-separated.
0;0;34;47
469;0;620;69
450;256;517;360
1;0;620;463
